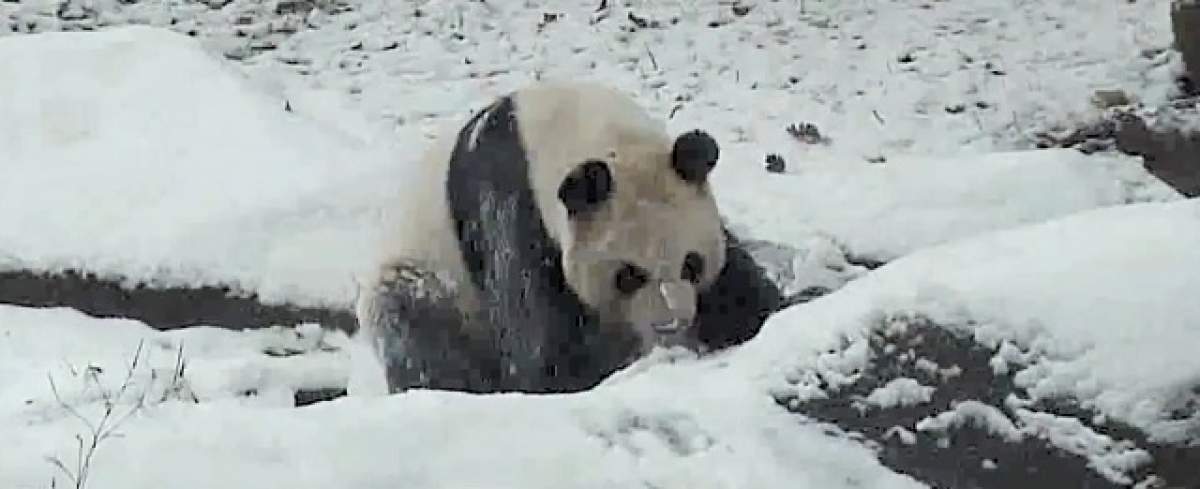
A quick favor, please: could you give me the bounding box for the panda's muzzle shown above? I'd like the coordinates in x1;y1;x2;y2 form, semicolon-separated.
651;281;694;332
629;280;697;349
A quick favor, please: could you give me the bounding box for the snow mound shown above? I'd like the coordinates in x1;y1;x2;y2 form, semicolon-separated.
0;25;406;309
745;198;1200;483
714;147;1180;262
0;305;924;489
0;305;349;419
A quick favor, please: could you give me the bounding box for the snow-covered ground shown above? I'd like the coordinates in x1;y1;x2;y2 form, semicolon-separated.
6;195;1199;487
0;25;404;308
0;25;1182;309
748;198;1200;485
3;0;1190;157
2;0;1199;487
1;305;928;489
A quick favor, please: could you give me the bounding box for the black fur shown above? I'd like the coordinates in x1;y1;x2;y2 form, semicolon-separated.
444;96;637;392
671;130;720;184
694;228;783;350
370;263;502;393
558;159;614;216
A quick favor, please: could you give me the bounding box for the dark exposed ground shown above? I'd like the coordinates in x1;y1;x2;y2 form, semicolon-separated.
1034;100;1200;199
0;268;358;333
777;317;1200;489
1115;114;1200;198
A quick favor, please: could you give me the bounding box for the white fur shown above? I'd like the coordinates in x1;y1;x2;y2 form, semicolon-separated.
359;81;725;339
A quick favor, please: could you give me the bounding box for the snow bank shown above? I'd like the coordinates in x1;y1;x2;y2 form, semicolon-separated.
0;305;924;489
744;198;1200;449
714;147;1180;261
0;305;350;419
0;25;406;309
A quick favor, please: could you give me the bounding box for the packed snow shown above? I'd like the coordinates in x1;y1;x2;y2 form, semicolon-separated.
2;0;1199;487
863;377;936;410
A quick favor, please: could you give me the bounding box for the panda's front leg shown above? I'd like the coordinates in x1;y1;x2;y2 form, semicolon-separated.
356;262;502;393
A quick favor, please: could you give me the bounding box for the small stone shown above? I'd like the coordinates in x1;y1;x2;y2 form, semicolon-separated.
786;122;825;144
765;154;786;173
1090;89;1132;109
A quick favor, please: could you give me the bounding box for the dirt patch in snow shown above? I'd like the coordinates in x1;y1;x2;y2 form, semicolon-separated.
0;269;358;333
777;316;1200;489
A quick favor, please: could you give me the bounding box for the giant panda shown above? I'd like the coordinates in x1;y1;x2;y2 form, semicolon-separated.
355;81;782;394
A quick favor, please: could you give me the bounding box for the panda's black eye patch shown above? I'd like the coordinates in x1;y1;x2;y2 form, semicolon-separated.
558;159;613;216
614;263;649;295
681;252;705;283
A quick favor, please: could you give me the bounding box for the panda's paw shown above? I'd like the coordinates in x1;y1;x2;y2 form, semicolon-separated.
377;259;456;300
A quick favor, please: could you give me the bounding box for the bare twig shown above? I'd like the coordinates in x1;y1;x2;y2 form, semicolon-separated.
46;340;147;489
872;109;885;126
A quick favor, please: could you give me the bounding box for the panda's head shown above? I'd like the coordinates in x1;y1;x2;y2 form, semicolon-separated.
554;128;726;352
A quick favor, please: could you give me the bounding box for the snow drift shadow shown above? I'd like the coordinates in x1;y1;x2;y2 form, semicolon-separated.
777;316;1200;489
0;269;358;333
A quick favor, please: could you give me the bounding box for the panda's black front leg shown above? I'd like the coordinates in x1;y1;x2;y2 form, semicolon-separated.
693;230;784;351
361;263;502;393
477;269;567;392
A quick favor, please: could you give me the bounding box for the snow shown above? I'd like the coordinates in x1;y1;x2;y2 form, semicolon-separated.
0;305;925;489
1015;409;1153;485
864;378;936;410
883;425;918;446
2;0;1199;486
9;197;1198;487
1;22;1180;308
916;400;1024;443
744;198;1200;483
713;148;1180;262
0;25;406;309
226;0;1186;158
0;305;351;417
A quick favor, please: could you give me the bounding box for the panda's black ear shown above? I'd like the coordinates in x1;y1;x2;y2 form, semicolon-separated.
558;159;613;217
671;130;719;184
